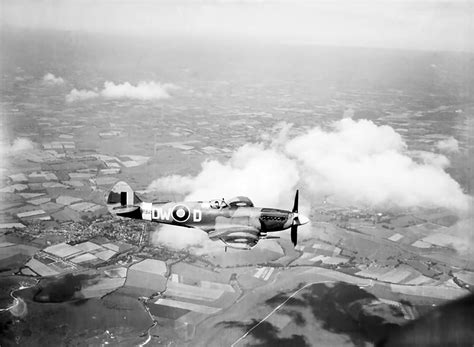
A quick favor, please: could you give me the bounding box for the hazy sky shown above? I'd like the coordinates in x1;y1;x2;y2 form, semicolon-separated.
1;0;473;52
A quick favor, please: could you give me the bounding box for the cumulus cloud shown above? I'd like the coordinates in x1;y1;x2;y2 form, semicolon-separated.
65;88;99;102
148;143;300;208
101;81;177;100
286;119;468;210
66;81;177;102
43;73;64;85
436;136;459;153
147;118;470;250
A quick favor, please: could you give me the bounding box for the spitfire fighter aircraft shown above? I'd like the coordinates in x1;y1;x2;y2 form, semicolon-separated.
106;181;309;250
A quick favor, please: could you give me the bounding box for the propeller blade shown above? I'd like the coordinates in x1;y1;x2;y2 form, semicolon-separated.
292;190;299;213
291;225;298;246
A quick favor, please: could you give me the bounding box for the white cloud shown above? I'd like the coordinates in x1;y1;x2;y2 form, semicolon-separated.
1;138;35;156
286;119;468;210
149;143;300;208
149;118;469;211
147;174;194;195
151;224;219;251
0;138;36;166
436;136;459;153
146;118;470;250
65;88;99;102
66;81;177;102
42;73;64;85
101;81;177;100
410;150;450;169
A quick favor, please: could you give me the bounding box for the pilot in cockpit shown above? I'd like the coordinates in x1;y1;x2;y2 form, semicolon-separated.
211;198;228;209
219;198;228;209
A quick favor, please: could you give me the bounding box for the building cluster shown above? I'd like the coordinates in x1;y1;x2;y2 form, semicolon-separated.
25;238;134;277
315;204;393;224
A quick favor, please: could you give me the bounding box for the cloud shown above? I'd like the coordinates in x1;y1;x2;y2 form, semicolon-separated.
101;81;177;100
436;136;459;153
410;150;450;169
146;118;470;250
1;138;35;156
0;138;36;166
449;217;474;255
151;224;220;251
42;73;64;85
286;119;468;210
148;143;300;208
65;88;99;102
66;81;177;102
146;174;194;195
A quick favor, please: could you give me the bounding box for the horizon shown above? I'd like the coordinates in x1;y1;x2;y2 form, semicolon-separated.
1;0;473;53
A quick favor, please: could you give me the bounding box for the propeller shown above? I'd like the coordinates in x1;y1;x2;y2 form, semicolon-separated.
290;190;309;246
291;190;299;246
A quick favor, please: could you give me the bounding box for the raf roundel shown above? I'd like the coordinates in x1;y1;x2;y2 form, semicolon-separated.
172;204;190;222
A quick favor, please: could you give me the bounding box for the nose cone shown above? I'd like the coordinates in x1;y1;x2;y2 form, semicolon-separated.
293;213;309;226
297;214;310;225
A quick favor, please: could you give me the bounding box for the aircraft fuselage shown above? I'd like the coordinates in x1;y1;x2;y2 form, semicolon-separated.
119;201;294;233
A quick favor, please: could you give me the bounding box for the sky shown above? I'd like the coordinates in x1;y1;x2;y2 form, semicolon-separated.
1;0;473;52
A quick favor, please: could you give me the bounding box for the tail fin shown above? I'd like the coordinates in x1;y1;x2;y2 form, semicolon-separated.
106;181;142;218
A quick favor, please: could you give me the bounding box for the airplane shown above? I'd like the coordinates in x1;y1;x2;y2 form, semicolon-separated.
106;181;309;250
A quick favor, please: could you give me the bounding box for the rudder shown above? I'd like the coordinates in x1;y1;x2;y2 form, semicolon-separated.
106;181;142;216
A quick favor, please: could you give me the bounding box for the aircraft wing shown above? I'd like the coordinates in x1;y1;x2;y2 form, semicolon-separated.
207;225;260;250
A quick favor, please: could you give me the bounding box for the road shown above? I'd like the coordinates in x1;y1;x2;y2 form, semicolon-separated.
0;280;38;317
230;280;334;347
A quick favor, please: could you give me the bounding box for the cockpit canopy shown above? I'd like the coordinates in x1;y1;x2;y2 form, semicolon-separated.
228;196;254;208
209;196;254;209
